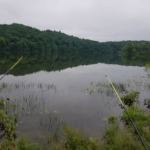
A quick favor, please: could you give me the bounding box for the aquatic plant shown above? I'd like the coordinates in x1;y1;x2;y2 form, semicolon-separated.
0;98;17;140
0;135;41;150
121;91;139;106
47;128;60;143
144;99;150;108
102;123;145;150
63;126;101;150
120;105;149;125
106;115;117;124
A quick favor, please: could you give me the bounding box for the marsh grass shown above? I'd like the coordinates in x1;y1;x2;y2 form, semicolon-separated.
101;105;150;150
0;98;17;141
82;79;150;100
144;99;150;108
47;128;60;144
0;136;41;150
0;82;57;93
106;115;117;124
121;91;139;106
82;81;130;97
102;124;145;150
121;105;150;125
0;127;102;150
63;126;101;150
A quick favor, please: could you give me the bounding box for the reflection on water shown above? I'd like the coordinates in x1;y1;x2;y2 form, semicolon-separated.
0;62;150;143
0;51;124;75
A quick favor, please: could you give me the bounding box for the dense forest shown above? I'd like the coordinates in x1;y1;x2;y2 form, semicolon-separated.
0;23;150;75
0;23;146;55
118;42;150;66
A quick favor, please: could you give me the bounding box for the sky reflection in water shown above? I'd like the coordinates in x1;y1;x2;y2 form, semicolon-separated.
0;63;149;143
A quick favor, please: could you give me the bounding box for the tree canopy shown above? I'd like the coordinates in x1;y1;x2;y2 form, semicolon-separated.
0;23;145;54
118;42;150;66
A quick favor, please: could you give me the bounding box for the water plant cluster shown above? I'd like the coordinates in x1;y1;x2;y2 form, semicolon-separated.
82;78;150;101
82;81;127;97
0;82;57;93
120;91;139;106
144;98;150;108
0;98;17;140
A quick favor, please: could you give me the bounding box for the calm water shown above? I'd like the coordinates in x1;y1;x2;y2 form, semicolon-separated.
0;62;150;143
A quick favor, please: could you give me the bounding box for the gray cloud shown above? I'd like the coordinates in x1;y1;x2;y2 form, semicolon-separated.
0;0;150;42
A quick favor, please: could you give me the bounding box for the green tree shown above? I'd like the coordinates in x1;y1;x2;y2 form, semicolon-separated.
0;37;6;48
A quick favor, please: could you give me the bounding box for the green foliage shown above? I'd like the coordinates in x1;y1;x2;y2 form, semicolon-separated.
145;63;150;77
113;82;126;92
121;106;150;124
1;107;150;150
0;138;16;150
16;136;40;150
0;136;41;150
47;128;60;143
144;99;150;108
103;124;145;150
0;23;128;55
0;128;101;150
121;91;139;106
107;115;118;124
0;37;6;48
103;124;119;144
0;98;18;140
102;105;150;150
145;63;150;72
64;126;101;150
118;42;150;66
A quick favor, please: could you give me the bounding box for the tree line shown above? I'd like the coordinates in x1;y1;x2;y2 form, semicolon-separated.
118;42;150;66
0;23;145;55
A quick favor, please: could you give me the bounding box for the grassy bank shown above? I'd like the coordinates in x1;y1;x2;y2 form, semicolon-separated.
1;104;150;150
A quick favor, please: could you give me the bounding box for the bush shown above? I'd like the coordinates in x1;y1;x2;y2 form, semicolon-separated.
121;91;139;106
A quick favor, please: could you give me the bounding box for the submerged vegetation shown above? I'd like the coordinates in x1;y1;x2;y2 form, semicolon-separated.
0;78;150;149
81;78;149;99
144;99;150;108
105;115;117;124
121;91;139;106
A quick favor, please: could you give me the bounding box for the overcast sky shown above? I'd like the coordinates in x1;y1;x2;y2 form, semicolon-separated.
0;0;150;42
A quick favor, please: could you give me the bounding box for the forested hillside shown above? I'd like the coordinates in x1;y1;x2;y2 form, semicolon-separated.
0;23;149;75
0;23;145;55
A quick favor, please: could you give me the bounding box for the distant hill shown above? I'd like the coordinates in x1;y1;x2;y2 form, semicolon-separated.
0;23;149;75
0;23;147;54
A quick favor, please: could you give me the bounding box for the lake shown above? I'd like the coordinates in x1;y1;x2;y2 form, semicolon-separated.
0;55;150;144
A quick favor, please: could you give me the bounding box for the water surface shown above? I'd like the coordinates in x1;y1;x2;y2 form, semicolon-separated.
0;61;149;143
